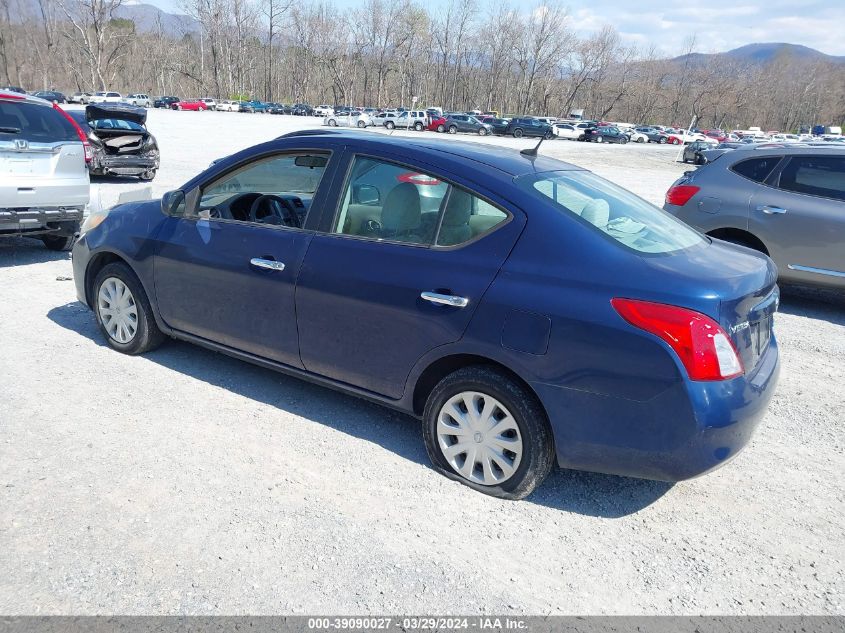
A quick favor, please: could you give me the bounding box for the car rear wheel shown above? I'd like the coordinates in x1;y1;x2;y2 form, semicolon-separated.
512;128;523;138
659;137;667;144
423;366;554;500
671;138;680;145
328;119;337;127
357;120;366;128
414;122;424;131
436;125;445;133
544;131;554;140
596;136;603;143
620;137;628;144
385;121;395;129
448;125;458;134
93;262;165;355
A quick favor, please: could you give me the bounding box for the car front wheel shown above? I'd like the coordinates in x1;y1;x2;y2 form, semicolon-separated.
448;125;458;134
422;366;554;500
659;137;667;144
414;122;424;131
93;262;166;355
596;136;603;143
357;120;366;128
478;127;488;136
436;125;445;133
512;129;523;138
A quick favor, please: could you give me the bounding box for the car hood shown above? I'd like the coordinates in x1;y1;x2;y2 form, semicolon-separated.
86;103;147;124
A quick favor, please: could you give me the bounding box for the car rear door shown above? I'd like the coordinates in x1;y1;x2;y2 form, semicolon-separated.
296;150;525;399
750;154;845;280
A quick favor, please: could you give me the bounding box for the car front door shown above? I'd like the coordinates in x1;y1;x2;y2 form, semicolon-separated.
296;152;524;399
152;149;339;367
750;154;845;281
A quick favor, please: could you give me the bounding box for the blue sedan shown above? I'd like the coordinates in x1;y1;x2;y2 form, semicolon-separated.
72;130;781;499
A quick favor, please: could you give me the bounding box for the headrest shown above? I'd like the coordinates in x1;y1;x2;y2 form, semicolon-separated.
442;188;472;226
581;198;610;228
381;183;421;232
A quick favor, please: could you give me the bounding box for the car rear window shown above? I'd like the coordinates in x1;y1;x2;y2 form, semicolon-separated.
0;101;78;142
516;170;704;254
731;156;782;182
777;155;845;201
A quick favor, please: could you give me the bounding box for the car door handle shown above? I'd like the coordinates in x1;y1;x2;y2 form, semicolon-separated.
250;257;285;271
420;292;469;308
757;205;787;215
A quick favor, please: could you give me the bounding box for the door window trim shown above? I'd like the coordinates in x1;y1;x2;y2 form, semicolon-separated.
773;154;845;203
185;148;334;233
326;151;514;250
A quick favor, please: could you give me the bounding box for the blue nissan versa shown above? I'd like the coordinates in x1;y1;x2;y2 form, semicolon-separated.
72;130;781;499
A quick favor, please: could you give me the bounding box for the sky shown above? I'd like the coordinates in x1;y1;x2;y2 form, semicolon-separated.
132;0;845;57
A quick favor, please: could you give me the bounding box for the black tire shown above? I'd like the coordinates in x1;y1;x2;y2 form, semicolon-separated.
422;366;554;500
414;122;424;131
448;125;458;134
637;137;645;143
478;127;488;136
385;121;395;129
328;119;337;127
357;120;366;128
42;233;76;251
544;131;554;140
659;136;667;144
512;128;524;138
620;137;628;144
577;134;585;141
436;124;445;133
93;262;166;355
596;136;603;143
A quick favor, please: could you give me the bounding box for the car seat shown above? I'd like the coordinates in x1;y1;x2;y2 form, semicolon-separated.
437;188;473;246
380;182;423;242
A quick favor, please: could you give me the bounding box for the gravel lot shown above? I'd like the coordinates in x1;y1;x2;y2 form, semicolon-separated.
1;110;843;615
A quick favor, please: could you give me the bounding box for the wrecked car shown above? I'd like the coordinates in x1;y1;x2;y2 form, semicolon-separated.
68;104;159;181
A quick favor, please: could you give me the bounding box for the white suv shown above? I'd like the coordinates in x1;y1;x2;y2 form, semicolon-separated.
88;91;123;104
0;91;90;250
315;104;334;116
126;93;151;107
200;98;217;110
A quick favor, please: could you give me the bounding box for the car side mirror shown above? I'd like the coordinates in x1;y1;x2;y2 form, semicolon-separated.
353;184;380;205
161;190;186;216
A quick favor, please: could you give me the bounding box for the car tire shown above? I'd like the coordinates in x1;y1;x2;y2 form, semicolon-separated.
414;122;424;131
448;125;458;134
672;138;680;145
512;128;523;138
422;366;554;500
386;121;395;129
478;127;488;136
437;125;445;133
620;137;628;144
596;136;603;143
357;120;366;128
328;119;337;127
544;131;554;140
42;233;76;251
577;134;584;141
637;137;645;143
139;169;156;182
93;262;166;355
659;137;667;144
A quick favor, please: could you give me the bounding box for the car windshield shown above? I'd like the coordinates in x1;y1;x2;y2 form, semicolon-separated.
91;118;145;131
515;170;704;254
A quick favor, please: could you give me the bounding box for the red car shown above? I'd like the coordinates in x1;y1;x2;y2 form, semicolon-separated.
703;130;727;142
171;99;207;111
427;116;447;132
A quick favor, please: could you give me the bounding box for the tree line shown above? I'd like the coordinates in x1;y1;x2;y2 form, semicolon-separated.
2;0;844;130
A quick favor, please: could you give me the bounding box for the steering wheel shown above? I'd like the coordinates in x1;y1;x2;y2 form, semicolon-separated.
248;195;301;228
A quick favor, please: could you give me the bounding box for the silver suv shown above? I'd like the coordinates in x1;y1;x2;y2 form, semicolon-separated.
0;92;90;250
664;145;845;288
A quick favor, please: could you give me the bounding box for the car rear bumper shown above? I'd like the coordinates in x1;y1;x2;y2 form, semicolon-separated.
96;154;158;175
532;337;780;481
0;206;84;233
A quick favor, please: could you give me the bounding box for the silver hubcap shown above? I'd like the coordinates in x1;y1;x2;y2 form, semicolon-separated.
436;391;523;486
97;277;138;344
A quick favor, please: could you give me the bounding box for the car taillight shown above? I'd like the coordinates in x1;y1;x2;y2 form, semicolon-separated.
665;184;700;206
54;103;92;163
611;298;744;381
397;172;440;186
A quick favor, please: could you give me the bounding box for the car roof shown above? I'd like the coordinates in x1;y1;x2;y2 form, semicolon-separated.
0;90;52;106
725;144;845;156
276;129;579;176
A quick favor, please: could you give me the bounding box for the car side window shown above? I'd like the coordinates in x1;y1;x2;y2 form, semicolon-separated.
777;156;845;201
198;152;329;227
731;157;782;183
333;156;509;247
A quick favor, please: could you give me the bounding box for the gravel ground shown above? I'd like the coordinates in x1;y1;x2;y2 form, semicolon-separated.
0;110;843;615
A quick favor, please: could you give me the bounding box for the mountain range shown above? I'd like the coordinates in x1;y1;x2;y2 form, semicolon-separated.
673;43;845;66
